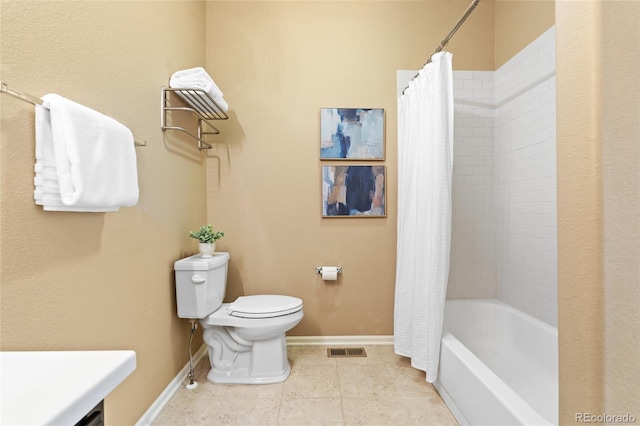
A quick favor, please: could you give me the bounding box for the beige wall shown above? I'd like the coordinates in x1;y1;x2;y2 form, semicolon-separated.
556;0;606;418
602;1;640;416
3;0;637;423
494;0;555;68
556;0;640;422
0;1;208;424
203;0;495;336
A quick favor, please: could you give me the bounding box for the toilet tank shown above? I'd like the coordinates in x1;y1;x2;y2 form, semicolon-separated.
174;252;230;319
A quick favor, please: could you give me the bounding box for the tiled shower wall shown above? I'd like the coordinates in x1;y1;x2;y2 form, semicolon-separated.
447;27;557;326
494;27;557;326
447;70;497;300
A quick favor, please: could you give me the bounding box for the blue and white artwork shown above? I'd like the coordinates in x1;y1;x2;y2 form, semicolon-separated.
322;165;386;217
320;108;384;160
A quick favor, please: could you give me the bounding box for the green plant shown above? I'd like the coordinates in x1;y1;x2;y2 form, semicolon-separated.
188;224;225;244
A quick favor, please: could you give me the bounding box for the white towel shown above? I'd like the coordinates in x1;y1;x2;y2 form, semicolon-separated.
35;178;58;191
169;66;229;113
34;104;69;209
34;96;138;212
34;163;56;173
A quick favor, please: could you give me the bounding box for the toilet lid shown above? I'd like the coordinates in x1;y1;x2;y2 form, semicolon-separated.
228;295;303;319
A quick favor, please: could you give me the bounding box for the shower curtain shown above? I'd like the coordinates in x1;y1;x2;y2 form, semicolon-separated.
394;52;454;383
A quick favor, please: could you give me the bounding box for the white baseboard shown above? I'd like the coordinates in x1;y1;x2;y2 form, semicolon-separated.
135;336;393;425
286;335;393;346
134;344;207;426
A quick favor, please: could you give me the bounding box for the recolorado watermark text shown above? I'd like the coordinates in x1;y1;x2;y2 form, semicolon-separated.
576;413;637;424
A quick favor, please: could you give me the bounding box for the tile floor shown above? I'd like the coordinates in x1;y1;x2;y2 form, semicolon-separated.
152;345;458;425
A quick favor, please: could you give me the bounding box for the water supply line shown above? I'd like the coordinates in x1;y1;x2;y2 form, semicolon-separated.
186;319;198;390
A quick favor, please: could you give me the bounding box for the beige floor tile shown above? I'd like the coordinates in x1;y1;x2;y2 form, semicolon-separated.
277;397;344;425
283;364;341;398
153;345;458;426
342;395;457;426
153;393;280;425
208;397;281;425
337;364;398;398
384;350;415;370
152;397;207;425
385;364;436;398
288;345;338;366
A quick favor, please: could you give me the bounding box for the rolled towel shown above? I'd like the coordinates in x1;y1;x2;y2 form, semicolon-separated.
169;66;228;113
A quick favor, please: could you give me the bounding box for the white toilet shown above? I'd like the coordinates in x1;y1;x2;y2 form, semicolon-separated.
174;252;303;384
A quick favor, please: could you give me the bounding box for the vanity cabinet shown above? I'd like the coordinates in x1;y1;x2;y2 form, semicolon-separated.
0;351;135;425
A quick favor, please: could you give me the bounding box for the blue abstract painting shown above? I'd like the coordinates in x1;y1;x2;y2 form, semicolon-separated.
322;165;386;217
320;108;384;160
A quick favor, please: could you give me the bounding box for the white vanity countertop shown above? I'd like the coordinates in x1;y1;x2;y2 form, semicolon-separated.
0;350;136;426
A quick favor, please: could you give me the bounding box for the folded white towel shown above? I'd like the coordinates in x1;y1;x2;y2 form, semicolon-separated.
33;171;58;183
34;95;139;211
33;175;59;188
33;187;113;212
35;193;118;212
35;104;119;212
34;163;57;173
169;66;228;113
35;105;55;163
35;104;64;206
34;185;59;198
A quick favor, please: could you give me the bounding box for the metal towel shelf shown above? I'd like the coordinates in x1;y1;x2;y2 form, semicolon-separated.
160;86;228;150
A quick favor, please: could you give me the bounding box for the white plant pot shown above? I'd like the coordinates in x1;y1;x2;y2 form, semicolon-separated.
198;243;215;258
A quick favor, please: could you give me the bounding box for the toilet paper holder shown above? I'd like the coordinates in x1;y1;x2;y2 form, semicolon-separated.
315;266;342;275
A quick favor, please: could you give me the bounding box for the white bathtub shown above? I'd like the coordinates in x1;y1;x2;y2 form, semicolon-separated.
434;299;558;426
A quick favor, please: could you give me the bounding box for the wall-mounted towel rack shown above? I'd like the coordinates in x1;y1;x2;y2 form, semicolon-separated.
0;81;147;147
160;86;228;151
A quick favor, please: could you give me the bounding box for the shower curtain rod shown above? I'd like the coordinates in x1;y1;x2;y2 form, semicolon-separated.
0;81;146;147
430;0;480;63
402;0;480;94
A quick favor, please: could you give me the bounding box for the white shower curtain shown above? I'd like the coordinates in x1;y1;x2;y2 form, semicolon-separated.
394;52;454;383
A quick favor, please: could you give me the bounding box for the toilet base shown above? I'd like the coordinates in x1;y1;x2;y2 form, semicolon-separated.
200;321;294;385
207;361;291;384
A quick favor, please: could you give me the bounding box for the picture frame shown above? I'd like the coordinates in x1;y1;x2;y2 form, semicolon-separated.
321;165;386;217
320;108;385;160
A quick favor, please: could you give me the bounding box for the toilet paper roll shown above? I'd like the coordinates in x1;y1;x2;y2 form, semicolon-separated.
321;266;338;281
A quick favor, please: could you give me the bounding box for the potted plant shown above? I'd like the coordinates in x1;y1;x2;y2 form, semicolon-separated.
188;224;225;258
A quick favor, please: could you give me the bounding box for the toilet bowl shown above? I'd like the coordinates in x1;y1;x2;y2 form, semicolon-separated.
201;295;303;384
174;253;303;384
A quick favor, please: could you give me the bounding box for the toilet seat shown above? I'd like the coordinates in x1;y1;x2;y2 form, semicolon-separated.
227;295;303;319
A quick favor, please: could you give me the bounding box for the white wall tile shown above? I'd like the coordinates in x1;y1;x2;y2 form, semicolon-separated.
447;27;557;327
448;69;497;300
494;26;557;327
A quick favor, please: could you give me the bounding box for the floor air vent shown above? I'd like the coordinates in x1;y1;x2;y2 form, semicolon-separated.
327;347;367;358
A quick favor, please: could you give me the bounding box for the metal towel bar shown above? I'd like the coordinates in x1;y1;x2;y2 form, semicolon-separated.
0;81;147;147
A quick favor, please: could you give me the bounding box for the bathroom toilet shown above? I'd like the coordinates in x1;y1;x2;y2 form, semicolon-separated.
174;252;303;384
